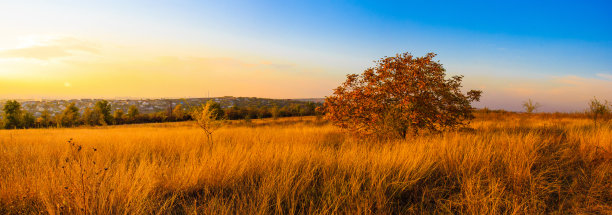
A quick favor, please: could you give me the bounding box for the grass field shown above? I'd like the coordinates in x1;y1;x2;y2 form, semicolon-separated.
0;114;610;214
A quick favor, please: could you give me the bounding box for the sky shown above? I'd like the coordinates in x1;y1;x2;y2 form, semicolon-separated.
0;0;611;112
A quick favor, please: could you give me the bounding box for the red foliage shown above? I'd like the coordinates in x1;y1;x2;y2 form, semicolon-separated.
320;52;482;138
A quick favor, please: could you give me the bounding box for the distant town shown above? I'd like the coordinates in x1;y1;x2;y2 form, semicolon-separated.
0;97;324;117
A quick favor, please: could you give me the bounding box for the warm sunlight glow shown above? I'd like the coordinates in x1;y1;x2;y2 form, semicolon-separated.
0;2;610;214
0;1;610;112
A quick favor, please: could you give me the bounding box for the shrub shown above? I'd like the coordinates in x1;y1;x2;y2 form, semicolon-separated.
522;98;541;113
589;97;610;126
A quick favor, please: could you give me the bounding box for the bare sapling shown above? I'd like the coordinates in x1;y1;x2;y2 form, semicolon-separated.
589;97;610;127
190;101;223;149
522;98;541;113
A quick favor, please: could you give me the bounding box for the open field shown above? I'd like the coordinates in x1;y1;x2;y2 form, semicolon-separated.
0;114;610;214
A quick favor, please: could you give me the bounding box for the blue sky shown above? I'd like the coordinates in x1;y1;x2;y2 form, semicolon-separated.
0;0;611;111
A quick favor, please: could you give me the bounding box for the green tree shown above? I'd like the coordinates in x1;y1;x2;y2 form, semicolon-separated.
172;104;186;121
127;105;139;123
246;106;258;119
204;100;224;120
40;110;52;128
22;112;36;128
270;105;280;120
113;109;124;125
94;100;112;125
258;106;271;119
3;100;23;129
321;52;482;138
82;107;94;126
59;103;80;127
225;106;243;120
303;102;317;116
153;111;168;122
289;103;302;117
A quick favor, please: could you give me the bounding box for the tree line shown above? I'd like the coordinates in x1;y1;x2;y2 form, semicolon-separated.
0;100;321;129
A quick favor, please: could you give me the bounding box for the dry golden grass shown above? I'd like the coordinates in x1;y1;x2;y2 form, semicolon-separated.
0;115;610;214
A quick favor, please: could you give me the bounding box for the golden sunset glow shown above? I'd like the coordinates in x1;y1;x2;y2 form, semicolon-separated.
1;2;611;214
0;1;611;112
0;35;340;99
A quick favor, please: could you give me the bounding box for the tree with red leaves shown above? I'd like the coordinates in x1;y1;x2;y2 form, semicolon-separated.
320;52;482;138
